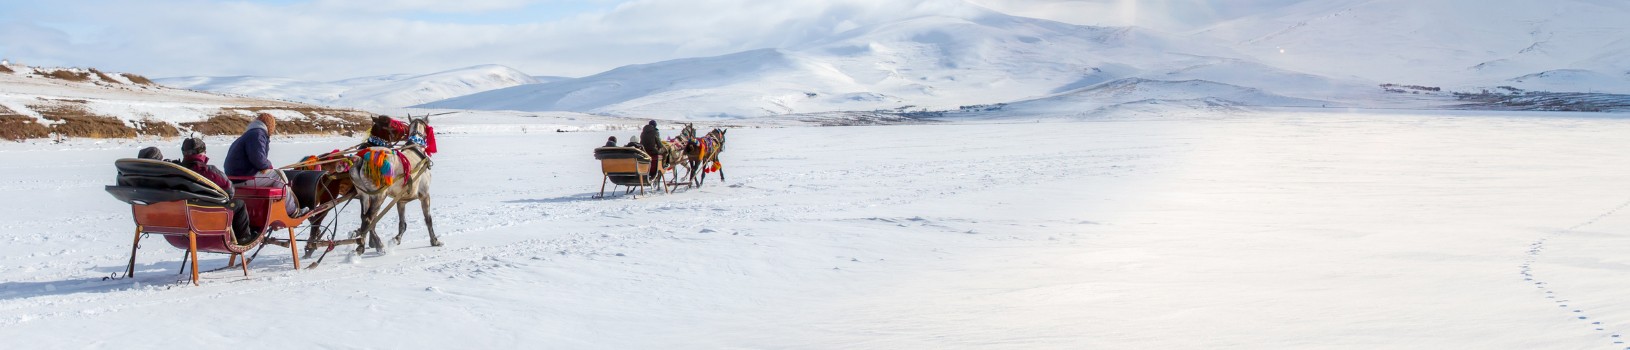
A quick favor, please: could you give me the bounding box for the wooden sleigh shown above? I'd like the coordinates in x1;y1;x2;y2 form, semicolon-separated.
105;159;345;285
593;147;665;199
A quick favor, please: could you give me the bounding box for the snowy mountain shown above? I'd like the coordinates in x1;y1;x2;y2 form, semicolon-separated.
0;63;370;140
1194;0;1630;93
156;75;351;105
137;0;1629;120
418;0;1630;118
158;64;540;110
421;4;1291;118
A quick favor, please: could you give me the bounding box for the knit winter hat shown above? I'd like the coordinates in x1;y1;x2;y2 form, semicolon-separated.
181;137;205;157
137;146;164;160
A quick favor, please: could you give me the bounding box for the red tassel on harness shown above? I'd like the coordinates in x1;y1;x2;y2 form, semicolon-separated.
396;150;412;184
424;125;438;155
389;118;407;137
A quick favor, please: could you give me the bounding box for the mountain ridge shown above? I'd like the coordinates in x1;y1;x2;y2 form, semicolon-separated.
158;64;540;110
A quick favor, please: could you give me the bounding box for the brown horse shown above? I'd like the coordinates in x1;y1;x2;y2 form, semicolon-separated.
293;155;358;260
368;115;409;143
686;128;727;186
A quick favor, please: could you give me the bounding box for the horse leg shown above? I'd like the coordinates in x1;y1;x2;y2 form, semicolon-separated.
355;195;389;255
303;211;328;258
392;200;408;246
353;196;371;256
366;199;394;251
699;162;708;187
669;165;679;190
687;159;701;186
421;195;441;247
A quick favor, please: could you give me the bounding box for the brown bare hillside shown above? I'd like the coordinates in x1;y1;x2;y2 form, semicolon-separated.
1;99;369;140
183;112;251;135
30;103;138;138
134;118;180;137
121;73;155;86
0;65;13;74
0;105;50;140
181;107;370;136
45;70;91;82
247;107;371;135
0;63;374;141
89;68;116;83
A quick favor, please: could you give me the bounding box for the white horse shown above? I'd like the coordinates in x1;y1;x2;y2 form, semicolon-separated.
349;116;440;255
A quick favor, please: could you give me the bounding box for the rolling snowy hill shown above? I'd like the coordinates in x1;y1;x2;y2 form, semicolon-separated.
0;63;369;140
159;64;540;110
418;0;1630;118
147;0;1630;120
1194;0;1630;93
421;3;1318;118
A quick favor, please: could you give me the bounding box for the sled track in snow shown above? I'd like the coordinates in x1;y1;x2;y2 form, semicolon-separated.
1520;196;1630;349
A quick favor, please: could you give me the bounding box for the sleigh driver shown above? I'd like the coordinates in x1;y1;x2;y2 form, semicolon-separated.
225;112;297;216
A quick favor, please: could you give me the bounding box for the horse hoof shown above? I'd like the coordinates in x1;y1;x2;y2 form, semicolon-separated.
431;240;444;247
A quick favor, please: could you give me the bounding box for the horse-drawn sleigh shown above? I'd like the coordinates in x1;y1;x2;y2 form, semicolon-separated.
105;160;345;285
105;114;442;285
591;123;728;199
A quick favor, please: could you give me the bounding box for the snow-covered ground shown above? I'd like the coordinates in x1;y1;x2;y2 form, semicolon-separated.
3;109;1630;348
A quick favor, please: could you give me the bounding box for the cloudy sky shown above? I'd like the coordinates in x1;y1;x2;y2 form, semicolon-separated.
0;0;1300;80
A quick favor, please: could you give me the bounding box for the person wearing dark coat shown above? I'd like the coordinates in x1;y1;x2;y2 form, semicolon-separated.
604;136;618;148
225;114;276;178
640;120;661;155
640;120;661;177
181;137;255;243
224;113;295;216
